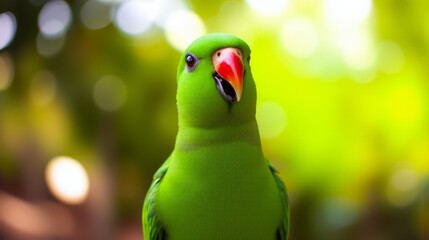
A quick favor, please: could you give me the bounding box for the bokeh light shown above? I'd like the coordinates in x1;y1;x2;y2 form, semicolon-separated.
245;0;289;16
93;75;127;111
80;0;111;30
0;12;17;50
38;0;72;38
323;0;373;28
165;9;206;51
386;166;419;207
45;156;90;205
36;33;65;57
150;0;187;27
0;52;14;91
256;101;287;139
317;197;359;231
335;29;376;72
280;18;319;58
114;0;154;36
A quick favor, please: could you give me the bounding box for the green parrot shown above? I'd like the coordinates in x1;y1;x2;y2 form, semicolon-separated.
142;33;290;240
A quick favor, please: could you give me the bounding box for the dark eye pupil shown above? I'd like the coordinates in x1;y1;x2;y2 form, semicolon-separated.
186;54;195;67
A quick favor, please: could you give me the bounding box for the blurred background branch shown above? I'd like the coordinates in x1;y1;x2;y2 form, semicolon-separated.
0;0;428;239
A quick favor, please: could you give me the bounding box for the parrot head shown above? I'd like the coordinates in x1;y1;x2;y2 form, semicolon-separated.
176;33;256;128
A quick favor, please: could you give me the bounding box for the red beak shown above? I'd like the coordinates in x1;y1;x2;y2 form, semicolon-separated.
212;47;244;103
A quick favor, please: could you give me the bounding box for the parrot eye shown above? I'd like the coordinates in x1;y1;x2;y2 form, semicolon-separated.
185;53;198;71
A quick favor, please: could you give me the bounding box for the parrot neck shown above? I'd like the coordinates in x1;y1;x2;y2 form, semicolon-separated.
175;118;262;152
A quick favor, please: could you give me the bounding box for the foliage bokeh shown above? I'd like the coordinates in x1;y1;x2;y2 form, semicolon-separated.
0;0;428;239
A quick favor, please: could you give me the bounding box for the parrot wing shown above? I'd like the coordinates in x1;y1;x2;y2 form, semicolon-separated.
269;163;290;240
143;156;171;240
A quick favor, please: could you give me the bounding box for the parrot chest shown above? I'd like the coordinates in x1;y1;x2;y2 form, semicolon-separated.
157;142;282;240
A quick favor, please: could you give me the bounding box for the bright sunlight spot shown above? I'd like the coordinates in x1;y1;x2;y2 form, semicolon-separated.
245;0;289;16
324;0;372;28
45;156;90;205
335;29;376;71
165;9;206;51
0;12;17;50
114;0;156;36
151;0;187;28
38;0;72;39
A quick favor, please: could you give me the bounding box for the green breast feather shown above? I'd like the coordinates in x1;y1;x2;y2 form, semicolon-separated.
142;33;290;240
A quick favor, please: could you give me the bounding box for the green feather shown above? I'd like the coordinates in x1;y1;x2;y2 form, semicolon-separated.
269;163;290;240
142;156;170;240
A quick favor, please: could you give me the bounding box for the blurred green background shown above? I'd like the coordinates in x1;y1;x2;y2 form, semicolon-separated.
0;0;428;239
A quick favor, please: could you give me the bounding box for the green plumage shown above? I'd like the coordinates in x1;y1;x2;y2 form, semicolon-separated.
143;33;290;240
